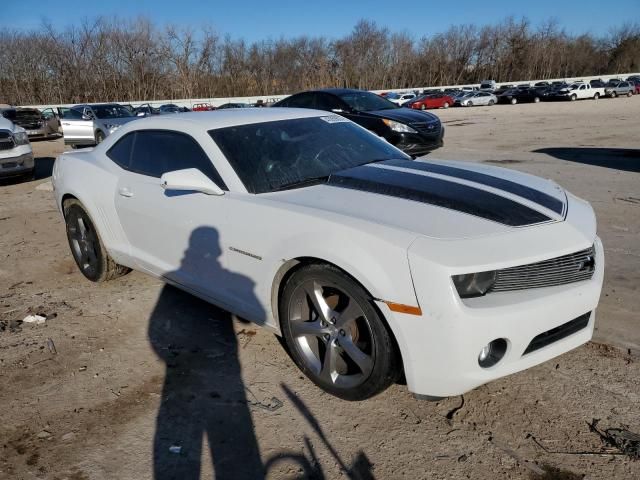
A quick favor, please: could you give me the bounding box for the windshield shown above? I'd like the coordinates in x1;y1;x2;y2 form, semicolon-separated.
209;116;408;194
337;91;399;112
92;105;134;119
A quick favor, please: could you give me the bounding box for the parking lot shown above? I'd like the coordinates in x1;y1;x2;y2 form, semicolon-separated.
1;97;639;479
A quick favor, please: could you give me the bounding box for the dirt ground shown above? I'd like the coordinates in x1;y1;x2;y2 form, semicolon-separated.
1;97;639;480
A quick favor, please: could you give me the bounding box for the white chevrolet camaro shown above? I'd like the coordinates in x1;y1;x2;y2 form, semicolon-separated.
52;109;604;401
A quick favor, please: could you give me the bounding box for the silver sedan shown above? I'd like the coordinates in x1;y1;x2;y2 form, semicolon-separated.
460;92;498;107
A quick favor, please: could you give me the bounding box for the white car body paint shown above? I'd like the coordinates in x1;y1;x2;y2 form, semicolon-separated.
52;109;604;397
0;117;34;178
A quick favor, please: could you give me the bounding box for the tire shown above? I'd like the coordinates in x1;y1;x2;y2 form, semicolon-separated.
467;101;473;107
488;99;495;106
534;97;540;103
611;91;617;98
510;98;517;105
627;91;632;97
443;102;449;109
593;93;600;100
63;199;130;282
280;263;400;401
570;94;577;101
420;104;426;110
95;131;105;144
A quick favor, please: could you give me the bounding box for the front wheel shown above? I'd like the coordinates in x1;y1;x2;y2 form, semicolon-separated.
467;101;473;107
611;91;617;98
280;264;400;401
64;200;130;282
570;94;577;101
593;93;600;100
443;102;449;109
534;97;540;103
95;130;105;144
488;99;495;106
627;91;633;97
420;104;426;110
510;98;517;105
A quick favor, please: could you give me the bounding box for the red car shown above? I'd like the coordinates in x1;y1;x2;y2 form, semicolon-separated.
191;102;215;111
407;94;454;110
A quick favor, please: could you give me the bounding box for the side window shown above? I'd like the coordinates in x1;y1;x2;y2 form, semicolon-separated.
64;108;84;120
106;132;135;169
284;93;317;109
315;94;345;111
129;130;227;189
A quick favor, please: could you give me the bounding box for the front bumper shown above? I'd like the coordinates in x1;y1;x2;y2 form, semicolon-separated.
382;198;603;397
387;126;444;156
0;147;34;178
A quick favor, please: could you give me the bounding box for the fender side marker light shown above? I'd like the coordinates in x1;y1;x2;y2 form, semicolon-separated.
384;301;422;316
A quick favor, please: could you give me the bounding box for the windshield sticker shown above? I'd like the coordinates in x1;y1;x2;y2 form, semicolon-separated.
320;115;349;124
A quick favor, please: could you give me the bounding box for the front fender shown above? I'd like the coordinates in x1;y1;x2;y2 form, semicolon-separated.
262;226;419;332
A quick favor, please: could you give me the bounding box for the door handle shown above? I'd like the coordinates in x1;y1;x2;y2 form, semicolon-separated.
118;187;134;198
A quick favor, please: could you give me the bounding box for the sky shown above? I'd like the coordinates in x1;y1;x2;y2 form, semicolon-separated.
4;0;639;41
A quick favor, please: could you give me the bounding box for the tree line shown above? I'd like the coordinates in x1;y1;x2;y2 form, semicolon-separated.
1;17;638;106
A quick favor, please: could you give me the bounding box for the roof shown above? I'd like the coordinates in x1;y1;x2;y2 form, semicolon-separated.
115;107;330;133
314;88;366;95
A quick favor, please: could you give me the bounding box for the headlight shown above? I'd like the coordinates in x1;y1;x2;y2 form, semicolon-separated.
382;119;417;133
452;271;497;298
13;131;29;145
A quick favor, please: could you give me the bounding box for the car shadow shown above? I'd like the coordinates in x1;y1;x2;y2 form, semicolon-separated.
34;156;55;180
533;147;640;173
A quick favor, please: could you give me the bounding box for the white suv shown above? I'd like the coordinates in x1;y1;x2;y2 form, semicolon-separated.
0;116;34;180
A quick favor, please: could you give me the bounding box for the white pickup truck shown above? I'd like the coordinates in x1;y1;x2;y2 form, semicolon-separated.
556;82;605;101
0;116;34;181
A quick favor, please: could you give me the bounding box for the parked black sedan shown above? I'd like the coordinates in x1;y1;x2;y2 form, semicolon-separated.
272;88;443;156
496;87;542;105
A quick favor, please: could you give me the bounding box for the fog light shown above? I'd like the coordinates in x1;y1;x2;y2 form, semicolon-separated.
478;338;507;368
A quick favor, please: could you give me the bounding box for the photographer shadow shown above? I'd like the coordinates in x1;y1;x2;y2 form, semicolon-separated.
149;226;264;480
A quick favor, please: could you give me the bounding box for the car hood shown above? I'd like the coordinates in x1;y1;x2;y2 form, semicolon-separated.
267;158;567;240
362;108;439;124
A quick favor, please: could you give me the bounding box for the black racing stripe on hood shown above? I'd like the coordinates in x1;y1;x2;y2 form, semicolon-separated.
329;165;551;227
381;158;564;215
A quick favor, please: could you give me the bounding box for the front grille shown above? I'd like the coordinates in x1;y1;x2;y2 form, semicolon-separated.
0;130;15;151
523;312;591;354
491;245;595;293
410;121;441;135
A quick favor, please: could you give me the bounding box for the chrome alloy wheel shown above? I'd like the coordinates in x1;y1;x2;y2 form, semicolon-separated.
288;280;375;388
67;210;100;277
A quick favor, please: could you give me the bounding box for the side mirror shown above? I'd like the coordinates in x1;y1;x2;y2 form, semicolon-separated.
82;114;92;121
160;168;224;196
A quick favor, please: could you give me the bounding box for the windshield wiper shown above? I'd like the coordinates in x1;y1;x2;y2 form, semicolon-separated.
272;175;330;192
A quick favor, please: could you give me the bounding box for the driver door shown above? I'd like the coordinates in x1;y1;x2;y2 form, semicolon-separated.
111;129;244;310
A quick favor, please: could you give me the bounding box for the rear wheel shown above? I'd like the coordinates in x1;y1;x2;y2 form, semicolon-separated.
611;91;617;98
570;94;577;101
593;93;600;100
627;91;632;97
443;102;449;109
63;199;130;282
280;264;400;401
488;99;495;106
420;104;426;110
533;97;540;103
510;98;517;105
